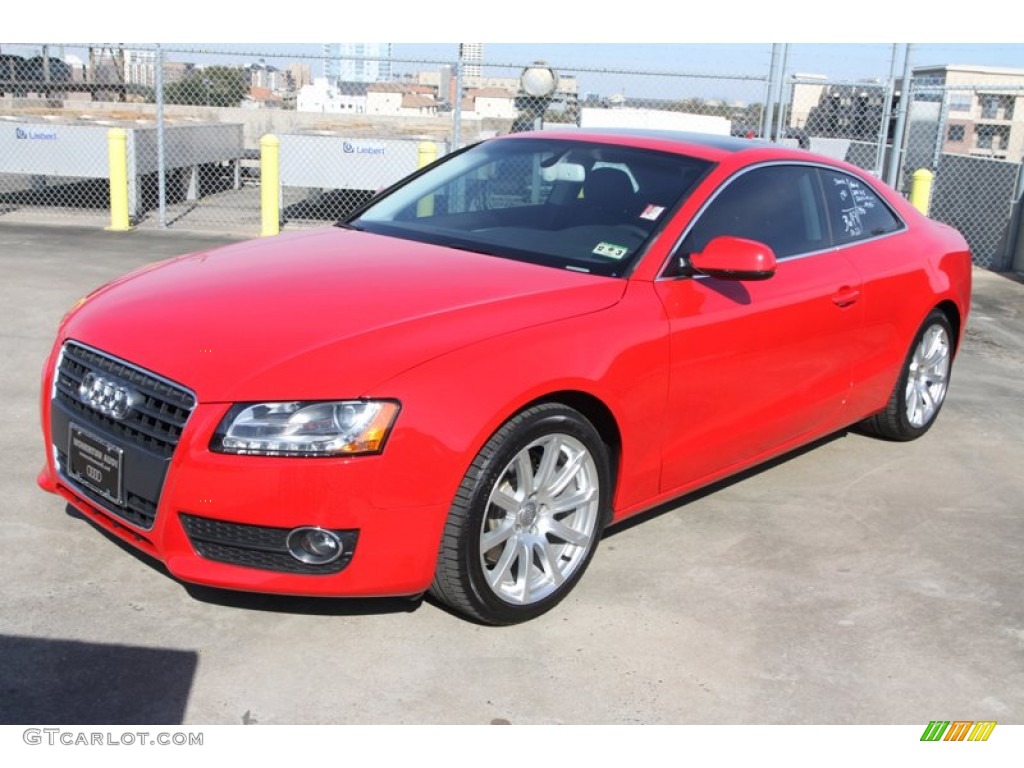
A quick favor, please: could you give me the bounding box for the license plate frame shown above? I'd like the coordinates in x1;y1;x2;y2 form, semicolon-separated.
67;424;124;506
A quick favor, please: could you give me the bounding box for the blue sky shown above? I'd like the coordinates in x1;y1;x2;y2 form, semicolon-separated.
392;43;1023;82
5;1;1021;102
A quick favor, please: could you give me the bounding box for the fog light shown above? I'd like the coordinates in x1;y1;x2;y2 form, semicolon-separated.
286;527;344;565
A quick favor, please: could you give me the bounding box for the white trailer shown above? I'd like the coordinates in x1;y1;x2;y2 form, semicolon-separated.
579;107;731;135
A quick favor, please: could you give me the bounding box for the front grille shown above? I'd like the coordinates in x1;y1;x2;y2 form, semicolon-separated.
52;341;196;531
54;342;195;458
180;513;358;576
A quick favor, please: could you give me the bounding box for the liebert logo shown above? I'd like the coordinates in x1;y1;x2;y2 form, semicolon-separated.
920;720;997;741
342;140;384;156
16;126;58;141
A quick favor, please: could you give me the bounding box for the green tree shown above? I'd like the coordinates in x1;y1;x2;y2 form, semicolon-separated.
164;66;247;107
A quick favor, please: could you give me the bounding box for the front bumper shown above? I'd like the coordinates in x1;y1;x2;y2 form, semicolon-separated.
38;343;449;598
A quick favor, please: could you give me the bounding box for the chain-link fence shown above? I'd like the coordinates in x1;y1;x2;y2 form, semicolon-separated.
900;81;1024;270
0;45;461;233
1;43;1022;271
787;77;894;175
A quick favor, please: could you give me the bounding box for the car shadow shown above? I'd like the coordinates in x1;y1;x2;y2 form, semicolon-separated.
180;584;423;618
699;277;752;305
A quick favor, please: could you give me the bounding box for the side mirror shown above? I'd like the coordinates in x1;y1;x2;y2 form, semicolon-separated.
689;236;776;281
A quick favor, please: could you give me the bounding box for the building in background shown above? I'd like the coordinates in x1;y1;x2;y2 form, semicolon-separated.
794;77;888;141
437;64;454;106
296;78;367;113
788;74;829;129
912;64;1024;161
459;44;483;79
124;49;156;88
246;60;290;93
462;88;517;119
366;82;437;116
322;44;393;84
289;62;313;90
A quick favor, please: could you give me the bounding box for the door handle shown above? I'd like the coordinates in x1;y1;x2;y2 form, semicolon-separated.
832;287;861;307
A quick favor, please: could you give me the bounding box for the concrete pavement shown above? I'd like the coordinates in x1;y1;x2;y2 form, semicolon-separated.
1;222;1021;725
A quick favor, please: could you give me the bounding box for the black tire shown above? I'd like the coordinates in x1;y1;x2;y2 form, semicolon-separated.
859;309;954;441
430;403;611;625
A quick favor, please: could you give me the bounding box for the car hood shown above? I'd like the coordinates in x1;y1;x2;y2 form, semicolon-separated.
62;228;626;401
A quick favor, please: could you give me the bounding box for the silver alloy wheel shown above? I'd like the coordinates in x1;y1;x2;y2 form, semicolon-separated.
904;322;951;428
479;433;601;605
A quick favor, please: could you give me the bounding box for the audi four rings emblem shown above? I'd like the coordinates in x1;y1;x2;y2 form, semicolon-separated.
78;372;139;420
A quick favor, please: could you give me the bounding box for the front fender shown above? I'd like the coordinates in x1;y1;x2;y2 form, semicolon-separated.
367;280;671;516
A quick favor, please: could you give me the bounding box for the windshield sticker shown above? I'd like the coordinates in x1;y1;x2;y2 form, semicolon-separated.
639;204;665;221
593;242;629;260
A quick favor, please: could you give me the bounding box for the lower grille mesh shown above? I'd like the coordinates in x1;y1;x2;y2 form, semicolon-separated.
180;514;358;575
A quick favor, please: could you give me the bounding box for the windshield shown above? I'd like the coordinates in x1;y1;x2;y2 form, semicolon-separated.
349;137;712;277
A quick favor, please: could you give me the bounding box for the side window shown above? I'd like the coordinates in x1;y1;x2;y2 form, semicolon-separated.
821;169;903;244
678;165;827;260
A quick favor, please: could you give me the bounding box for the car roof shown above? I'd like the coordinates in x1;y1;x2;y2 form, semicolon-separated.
501;127;769;154
497;127;821;165
493;127;899;191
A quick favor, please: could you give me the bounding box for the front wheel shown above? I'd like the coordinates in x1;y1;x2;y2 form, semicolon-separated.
430;403;611;625
860;309;954;441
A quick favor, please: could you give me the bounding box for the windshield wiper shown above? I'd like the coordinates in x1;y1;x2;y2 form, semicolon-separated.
443;241;506;257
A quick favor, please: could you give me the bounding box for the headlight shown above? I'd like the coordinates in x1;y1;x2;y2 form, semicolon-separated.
211;400;400;457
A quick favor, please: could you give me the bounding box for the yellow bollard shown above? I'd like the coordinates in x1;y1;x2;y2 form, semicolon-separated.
416;141;438;218
106;128;131;231
909;168;934;216
260;134;281;237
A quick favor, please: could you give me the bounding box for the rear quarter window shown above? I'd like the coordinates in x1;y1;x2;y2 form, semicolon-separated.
821;169;904;245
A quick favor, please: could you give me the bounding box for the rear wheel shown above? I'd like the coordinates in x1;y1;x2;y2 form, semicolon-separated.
430;403;611;625
860;309;954;441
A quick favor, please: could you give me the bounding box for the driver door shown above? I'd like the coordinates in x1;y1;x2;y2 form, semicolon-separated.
654;163;865;493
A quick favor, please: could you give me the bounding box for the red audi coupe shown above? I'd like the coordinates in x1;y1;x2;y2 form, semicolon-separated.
38;130;972;624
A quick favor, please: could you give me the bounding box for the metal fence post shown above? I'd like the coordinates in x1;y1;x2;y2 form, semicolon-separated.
773;44;790;142
874;45;899;178
155;44;167;229
452;61;463;150
1008;164;1024;274
932;90;950;171
762;44;782;139
886;44;914;190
